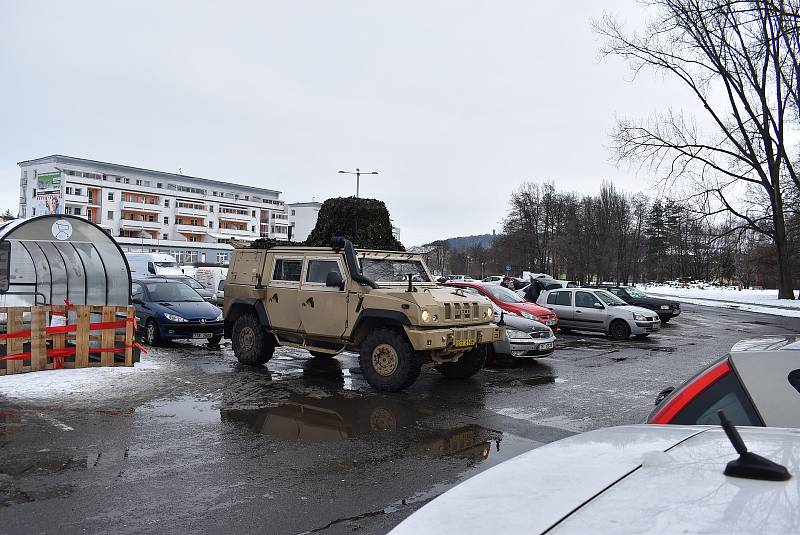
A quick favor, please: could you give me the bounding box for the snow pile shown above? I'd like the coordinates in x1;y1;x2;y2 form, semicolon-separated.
0;356;160;401
639;285;800;318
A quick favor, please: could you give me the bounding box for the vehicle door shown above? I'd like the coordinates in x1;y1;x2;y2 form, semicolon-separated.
298;256;349;338
574;291;607;330
544;290;574;326
131;282;149;332
266;256;303;332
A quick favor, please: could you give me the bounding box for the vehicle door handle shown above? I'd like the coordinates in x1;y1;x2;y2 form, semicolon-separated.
269;294;279;303
303;297;314;308
575;310;582;314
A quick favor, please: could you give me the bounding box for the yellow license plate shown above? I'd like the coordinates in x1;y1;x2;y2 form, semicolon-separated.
454;338;476;348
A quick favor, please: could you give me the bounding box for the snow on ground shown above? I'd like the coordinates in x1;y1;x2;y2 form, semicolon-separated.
639;285;800;318
0;356;161;401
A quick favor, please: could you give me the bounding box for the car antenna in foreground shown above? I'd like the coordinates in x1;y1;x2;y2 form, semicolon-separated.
717;410;791;481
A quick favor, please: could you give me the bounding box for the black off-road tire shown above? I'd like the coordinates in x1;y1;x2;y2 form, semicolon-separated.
144;319;161;347
358;328;421;392
436;344;488;379
659;316;671;324
609;319;631;340
232;313;275;365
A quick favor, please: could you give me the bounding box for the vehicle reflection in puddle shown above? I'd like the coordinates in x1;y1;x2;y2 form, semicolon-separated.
142;397;220;424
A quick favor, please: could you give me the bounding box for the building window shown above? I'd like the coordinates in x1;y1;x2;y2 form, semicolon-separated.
209;205;214;212
291;209;296;216
107;211;114;220
65;207;72;215
74;188;82;196
73;207;82;215
66;187;73;195
164;199;170;207
157;182;163;189
217;252;229;264
108;192;114;201
163;217;169;224
136;179;143;186
123;177;130;184
209;221;214;228
162;234;168;240
251;225;255;232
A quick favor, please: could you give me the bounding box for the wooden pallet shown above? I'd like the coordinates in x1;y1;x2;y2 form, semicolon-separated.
0;305;136;376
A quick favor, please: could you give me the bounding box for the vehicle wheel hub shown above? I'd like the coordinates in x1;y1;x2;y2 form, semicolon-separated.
147;323;156;342
240;327;255;352
372;344;399;376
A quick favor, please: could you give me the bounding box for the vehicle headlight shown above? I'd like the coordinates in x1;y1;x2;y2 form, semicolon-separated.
163;313;187;322
421;310;431;322
484;307;493;318
214;313;223;322
520;311;536;320
506;329;530;340
632;313;647;321
660;305;670;310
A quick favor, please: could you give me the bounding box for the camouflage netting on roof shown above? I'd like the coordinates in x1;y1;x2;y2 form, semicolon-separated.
249;197;404;251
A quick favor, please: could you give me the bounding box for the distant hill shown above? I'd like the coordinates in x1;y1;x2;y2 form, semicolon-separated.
424;233;495;251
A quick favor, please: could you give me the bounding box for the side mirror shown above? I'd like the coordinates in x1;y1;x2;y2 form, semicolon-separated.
593;302;605;309
325;271;345;290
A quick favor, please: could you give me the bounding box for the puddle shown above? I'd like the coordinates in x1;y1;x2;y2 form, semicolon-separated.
521;375;557;386
141;397;220;425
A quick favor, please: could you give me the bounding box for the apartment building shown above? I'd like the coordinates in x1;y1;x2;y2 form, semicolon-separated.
286;201;322;242
17;155;290;264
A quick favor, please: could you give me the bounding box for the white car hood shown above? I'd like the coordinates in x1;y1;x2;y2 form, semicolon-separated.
389;425;800;535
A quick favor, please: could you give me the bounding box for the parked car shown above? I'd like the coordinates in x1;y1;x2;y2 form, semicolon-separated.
648;335;800;427
194;266;228;301
125;252;183;277
160;275;215;301
589;285;681;323
214;279;225;305
481;275;504;284
131;279;223;346
537;287;659;340
444;281;558;328
388;423;798;535
490;305;555;360
446;275;471;281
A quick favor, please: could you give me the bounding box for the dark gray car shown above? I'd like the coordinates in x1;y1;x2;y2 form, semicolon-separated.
490;305;556;359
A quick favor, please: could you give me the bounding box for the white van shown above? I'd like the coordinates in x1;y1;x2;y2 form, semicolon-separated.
194;266;228;303
125;253;183;277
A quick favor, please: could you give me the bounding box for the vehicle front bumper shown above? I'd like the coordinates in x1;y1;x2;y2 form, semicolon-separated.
159;321;224;340
631;319;661;334
404;323;504;354
494;334;556;358
656;307;681;317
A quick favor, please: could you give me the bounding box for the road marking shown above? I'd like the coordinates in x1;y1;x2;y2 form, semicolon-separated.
36;412;74;431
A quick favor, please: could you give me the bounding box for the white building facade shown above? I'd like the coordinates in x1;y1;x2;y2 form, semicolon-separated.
286;201;322;242
18;155;289;264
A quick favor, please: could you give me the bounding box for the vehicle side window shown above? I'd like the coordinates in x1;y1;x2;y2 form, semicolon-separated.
575;291;602;308
548;291;572;306
147;262;156;275
305;260;342;284
217;280;225;291
672;373;762;426
131;283;144;301
609;288;623;296
273;259;302;282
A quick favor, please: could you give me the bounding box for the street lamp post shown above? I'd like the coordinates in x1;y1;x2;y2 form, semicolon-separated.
337;168;379;198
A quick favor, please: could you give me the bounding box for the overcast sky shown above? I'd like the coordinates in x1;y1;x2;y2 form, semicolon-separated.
0;1;694;245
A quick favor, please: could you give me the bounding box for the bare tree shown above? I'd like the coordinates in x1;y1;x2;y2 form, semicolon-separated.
597;0;800;298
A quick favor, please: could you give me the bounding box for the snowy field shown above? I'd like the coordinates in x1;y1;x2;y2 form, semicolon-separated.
639;285;800;318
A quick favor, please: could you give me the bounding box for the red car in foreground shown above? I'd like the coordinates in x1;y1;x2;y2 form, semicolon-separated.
443;281;559;328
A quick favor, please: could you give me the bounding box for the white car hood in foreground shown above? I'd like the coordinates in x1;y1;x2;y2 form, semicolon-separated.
389;425;800;535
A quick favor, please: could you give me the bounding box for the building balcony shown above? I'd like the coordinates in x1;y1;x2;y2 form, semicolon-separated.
122;200;162;213
218;212;251;222
175;206;207;217
218;227;254;237
64;193;90;204
121;219;162;231
176;224;209;234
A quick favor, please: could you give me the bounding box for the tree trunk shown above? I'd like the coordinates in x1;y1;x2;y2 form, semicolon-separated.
773;216;795;299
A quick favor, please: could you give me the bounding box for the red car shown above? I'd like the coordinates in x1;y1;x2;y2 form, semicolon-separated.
443;281;559;328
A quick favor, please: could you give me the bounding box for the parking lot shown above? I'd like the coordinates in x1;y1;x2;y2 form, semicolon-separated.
1;303;798;534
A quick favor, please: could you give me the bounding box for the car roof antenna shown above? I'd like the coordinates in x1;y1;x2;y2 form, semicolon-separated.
717;410;791;481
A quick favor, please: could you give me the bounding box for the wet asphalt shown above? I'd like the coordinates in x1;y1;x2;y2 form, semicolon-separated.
1;304;799;534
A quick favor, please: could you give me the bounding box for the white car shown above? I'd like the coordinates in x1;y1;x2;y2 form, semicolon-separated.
481;275;504;284
538;287;660;339
389;424;799;535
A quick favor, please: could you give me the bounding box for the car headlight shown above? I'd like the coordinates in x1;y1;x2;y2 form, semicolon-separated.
163;313;187;322
520;311;536;320
632;313;647;321
660;305;670;310
214;313;223;322
421;310;431;322
506;329;530;340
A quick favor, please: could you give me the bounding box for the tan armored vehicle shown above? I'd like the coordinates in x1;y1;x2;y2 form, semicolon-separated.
223;238;503;391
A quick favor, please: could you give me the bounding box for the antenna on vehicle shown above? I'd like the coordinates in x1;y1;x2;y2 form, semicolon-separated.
717;410;791;481
406;273;415;292
498;310;505;326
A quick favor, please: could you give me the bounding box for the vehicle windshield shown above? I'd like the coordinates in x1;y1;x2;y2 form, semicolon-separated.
625;287;646;298
145;281;205;302
596;290;627;306
361;258;431;283
482;284;526;303
154;261;179;268
174;277;203;289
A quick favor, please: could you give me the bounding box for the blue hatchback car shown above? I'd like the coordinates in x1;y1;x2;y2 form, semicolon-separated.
131;279;223;346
